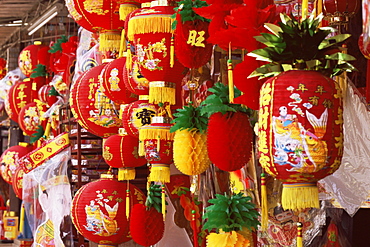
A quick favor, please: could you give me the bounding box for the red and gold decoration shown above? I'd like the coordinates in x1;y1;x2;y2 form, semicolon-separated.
0;57;7;80
18;41;49;77
127;6;186;105
38;84;59;107
101;57;138;104
123;56;149;96
5;78;37;123
0;143;33;185
18;101;48;137
70;64;122;138
12;166;26;199
71;178;145;246
130;184;165;246
122;97;159;138
322;0;360;26
102;129;147;180
65;0;126;54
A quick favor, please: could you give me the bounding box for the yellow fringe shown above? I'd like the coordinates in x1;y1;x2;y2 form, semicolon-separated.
119;4;139;21
260;173;268;231
119;29;126;58
149;82;176;105
139;140;145;157
297;223;303;247
127;15;174;41
282;183;319;211
162;184;166;221
126;182;130;220
139;126;174;141
99;32;121;52
170;35;175;68
126;42;132;70
118;168;136;181
149;164;171;183
227;59;234;103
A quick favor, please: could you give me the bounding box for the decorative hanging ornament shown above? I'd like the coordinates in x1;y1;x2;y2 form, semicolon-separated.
119;1;140;21
0;144;33;185
12;166;26;199
127;6;187;105
258;70;343;211
122;97;159;138
18;101;48;137
71;178;146;246
101;57;138;104
0;57;7;80
70;64;122;138
5;78;37;123
65;0;126;54
18;41;49;77
322;0;360;26
123;56;150;96
38;84;59;107
103;128;147;180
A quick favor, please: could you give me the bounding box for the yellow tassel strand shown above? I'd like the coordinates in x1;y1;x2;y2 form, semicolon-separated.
282;183;320;211
260;173;268;231
126;182;130;220
138;140;145;157
119;4;139;21
161;184;166;221
43;121;52;140
99;32;121;52
170;35;175;68
127;15;174;41
149;164;171;183
126;42;132;70
119;29;127;58
228;43;234;103
297;222;303;247
118;167;136;181
149;81;176;105
19;203;25;234
302;0;308;19
139;125;175;142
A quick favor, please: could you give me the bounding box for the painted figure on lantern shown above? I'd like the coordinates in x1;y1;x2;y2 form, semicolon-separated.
108;68;120;91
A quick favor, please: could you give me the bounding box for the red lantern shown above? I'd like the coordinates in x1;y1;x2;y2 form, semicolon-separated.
18;101;48;137
122;98;159;138
127;6;187;105
0;144;33;185
65;0;125;53
38;85;58;107
12;166;25;199
103;130;147;180
322;0;360;25
0;58;7;80
175;18;213;69
123;56;149;96
207;111;253;171
130;204;164;246
70;64;122;138
71;178;146;246
5;79;37;123
18;42;49;77
258;70;343;211
101;57;138;104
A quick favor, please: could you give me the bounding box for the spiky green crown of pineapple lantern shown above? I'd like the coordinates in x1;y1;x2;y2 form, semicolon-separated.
249;13;356;78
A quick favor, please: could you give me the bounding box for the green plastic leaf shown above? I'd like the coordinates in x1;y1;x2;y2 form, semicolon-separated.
264;23;282;36
30;125;45;143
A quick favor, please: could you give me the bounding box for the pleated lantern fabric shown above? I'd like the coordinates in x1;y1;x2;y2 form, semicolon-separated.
207;111;253;171
127;6;186;105
122;98;159;138
123;56;150;96
101;57;138;104
258;70;343;211
130;204;164;246
70;64;122;138
5;79;37;123
71;178;146;246
103;130;147;180
0;144;33;185
12;166;25;199
173;129;211;175
18;101;48;137
18;42;49;77
65;0;125;52
38;85;58;107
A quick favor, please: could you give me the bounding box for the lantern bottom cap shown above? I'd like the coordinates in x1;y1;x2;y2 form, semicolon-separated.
282;182;319;211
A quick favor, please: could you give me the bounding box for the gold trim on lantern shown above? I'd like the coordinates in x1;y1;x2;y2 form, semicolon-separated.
118;167;136;181
149;81;176;105
282;183;319;211
139;95;149;100
99;32;121;52
149;164;170;183
119;4;139;21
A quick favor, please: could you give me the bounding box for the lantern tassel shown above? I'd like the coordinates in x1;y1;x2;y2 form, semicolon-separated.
297;222;303;247
282;183;319;211
161;184;166;221
119;4;139;21
126;182;130;220
139;125;175;141
119;29;126;58
149;164;171;183
260;173;268;231
126;42;132;70
127;16;174;41
170;35;175;68
118;167;136;181
139;140;145;157
149;81;176;105
99;32;121;52
228;43;234;103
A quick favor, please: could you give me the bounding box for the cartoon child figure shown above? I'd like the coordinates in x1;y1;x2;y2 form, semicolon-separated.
108;68;120;91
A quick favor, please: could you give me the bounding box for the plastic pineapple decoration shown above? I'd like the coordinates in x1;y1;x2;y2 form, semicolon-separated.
171;103;211;175
203;193;260;247
250;14;355;220
201;82;254;172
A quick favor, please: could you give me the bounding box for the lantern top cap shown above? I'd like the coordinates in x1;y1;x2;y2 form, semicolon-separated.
34;41;42;45
23;78;30;82
152;116;171;124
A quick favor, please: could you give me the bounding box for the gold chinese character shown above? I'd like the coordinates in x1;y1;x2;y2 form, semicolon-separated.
187;30;205;47
308;96;319;106
107;195;114;201
259;106;270;130
315;85;326;95
334;133;343;156
322;99;333;109
16;91;27;101
260;83;272;106
116;197;123;203
17;101;27;108
335;108;343;125
296;83;308;92
101;189;108;193
258;131;268;154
